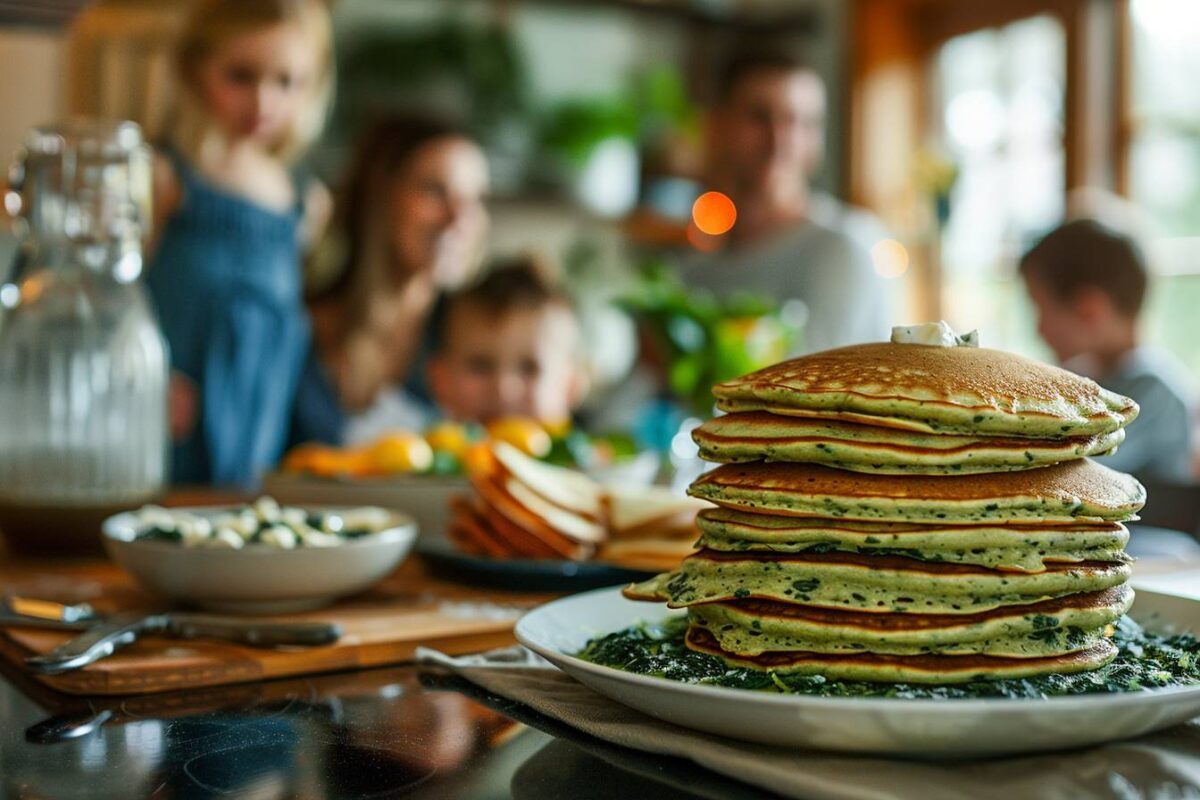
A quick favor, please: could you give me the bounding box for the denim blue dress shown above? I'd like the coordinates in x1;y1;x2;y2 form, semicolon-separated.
147;151;309;486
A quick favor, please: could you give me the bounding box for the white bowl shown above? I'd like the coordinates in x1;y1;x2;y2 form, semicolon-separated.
102;506;417;614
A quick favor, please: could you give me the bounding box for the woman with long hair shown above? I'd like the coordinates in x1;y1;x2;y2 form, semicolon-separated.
299;114;490;441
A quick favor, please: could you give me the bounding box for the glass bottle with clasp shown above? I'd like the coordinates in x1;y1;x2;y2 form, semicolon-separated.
0;119;168;554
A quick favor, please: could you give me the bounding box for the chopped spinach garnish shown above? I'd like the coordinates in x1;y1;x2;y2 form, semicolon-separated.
576;616;1200;700
139;526;183;543
339;527;374;539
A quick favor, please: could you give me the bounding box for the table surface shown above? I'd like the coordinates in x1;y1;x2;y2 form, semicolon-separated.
2;523;1200;799
0;521;756;800
0;623;764;800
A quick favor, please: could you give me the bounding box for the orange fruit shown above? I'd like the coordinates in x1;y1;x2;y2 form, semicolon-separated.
341;448;381;478
461;442;495;477
366;431;434;474
486;417;552;458
281;443;326;473
310;450;349;478
284;444;363;478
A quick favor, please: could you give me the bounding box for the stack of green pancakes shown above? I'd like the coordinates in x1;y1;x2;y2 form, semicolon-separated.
626;340;1146;683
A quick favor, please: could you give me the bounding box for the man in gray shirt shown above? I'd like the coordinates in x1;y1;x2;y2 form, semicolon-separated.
680;50;894;354
1083;348;1197;481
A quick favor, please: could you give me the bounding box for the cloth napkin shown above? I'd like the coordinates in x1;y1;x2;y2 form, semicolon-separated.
418;646;1200;800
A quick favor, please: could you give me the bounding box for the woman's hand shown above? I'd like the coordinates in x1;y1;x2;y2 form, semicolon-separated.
301;179;333;250
335;332;389;413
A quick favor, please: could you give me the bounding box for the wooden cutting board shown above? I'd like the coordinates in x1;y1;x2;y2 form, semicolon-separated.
0;556;555;696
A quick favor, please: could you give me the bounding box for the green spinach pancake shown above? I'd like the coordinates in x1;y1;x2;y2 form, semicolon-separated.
687;459;1145;525
692;412;1123;474
626;550;1131;614
713;342;1137;439
687;586;1131;658
694;508;1130;572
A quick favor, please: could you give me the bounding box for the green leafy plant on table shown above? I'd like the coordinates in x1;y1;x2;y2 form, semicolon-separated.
620;262;799;417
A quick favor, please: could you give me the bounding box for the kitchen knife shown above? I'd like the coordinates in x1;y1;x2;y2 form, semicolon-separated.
24;614;342;674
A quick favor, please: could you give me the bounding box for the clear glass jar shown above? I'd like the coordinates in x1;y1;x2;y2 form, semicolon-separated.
0;120;167;533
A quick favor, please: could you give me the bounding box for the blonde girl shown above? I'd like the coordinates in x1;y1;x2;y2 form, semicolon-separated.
147;0;333;486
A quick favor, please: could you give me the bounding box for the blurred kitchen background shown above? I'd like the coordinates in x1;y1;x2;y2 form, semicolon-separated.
0;0;1197;444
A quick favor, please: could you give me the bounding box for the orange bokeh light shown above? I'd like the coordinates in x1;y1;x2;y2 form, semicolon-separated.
692;191;737;236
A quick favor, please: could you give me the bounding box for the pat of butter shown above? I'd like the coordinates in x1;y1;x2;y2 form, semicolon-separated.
891;321;979;347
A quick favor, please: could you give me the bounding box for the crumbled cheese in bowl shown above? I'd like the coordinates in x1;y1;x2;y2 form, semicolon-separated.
132;497;389;548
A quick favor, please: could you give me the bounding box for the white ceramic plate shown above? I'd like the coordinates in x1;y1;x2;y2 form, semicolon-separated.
515;585;1200;757
102;506;417;614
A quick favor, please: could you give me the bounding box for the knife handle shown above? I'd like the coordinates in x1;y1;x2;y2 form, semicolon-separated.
169;616;341;647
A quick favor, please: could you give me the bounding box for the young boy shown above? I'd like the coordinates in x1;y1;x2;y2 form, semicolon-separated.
428;258;588;426
1019;218;1196;481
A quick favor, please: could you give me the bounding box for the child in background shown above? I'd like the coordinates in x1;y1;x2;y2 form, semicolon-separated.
1019;218;1197;482
400;258;586;434
147;0;334;485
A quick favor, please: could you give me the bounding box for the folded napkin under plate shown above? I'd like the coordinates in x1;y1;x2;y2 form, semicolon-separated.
418;646;1200;800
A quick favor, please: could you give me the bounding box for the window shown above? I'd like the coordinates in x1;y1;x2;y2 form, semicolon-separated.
1127;0;1200;377
1128;0;1200;238
932;15;1065;357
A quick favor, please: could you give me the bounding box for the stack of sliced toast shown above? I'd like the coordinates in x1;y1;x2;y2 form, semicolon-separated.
449;442;707;571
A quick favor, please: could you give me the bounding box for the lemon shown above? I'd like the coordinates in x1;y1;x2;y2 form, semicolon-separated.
486;417;552;458
542;417;573;437
424;421;472;457
367;431;434;474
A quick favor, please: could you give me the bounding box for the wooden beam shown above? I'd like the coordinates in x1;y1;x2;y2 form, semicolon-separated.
1113;0;1131;196
912;0;1075;53
0;0;88;28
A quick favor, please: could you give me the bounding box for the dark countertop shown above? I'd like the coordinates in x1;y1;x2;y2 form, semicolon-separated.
0;657;768;800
